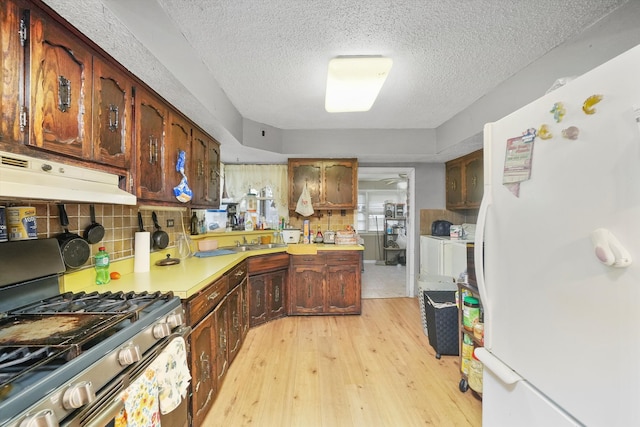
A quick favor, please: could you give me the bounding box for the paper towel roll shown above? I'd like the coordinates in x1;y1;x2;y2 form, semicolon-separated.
134;232;151;272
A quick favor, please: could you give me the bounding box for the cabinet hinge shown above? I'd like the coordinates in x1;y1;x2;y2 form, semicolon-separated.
19;107;27;133
19;18;27;47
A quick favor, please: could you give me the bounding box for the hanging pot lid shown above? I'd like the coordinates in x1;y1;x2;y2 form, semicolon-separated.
155;254;180;266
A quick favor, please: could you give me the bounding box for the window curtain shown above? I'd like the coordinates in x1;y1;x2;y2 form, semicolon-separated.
224;164;288;220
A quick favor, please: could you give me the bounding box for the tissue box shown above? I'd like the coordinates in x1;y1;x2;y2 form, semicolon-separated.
205;209;227;232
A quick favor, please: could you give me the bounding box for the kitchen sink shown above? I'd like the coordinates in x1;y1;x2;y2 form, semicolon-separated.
221;243;288;252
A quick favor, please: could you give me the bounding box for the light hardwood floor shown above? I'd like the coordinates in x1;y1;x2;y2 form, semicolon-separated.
202;298;481;426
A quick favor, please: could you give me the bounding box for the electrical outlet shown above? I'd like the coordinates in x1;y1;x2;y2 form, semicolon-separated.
166;219;175;227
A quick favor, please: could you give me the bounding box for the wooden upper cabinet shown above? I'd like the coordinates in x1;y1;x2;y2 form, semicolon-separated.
136;87;168;202
324;160;356;208
289;160;322;209
445;161;463;209
288;158;357;211
0;0;25;145
29;9;92;159
464;153;483;207
166;111;192;202
445;149;483;210
92;57;133;169
192;128;221;208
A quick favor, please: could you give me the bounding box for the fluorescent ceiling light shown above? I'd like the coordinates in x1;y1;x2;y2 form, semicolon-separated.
325;56;393;113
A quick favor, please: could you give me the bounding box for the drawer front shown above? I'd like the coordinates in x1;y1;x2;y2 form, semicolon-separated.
248;253;289;274
290;253;326;265
186;276;229;325
228;259;247;289
325;251;360;265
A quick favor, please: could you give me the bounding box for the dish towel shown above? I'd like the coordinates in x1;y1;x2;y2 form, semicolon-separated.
152;336;192;414
115;366;160;427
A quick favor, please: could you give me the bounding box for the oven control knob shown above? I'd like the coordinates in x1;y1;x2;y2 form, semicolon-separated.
19;409;57;427
118;345;142;366
166;312;184;329
153;322;172;339
62;381;96;410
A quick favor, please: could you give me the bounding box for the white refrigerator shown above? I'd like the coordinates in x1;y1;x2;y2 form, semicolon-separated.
475;43;640;426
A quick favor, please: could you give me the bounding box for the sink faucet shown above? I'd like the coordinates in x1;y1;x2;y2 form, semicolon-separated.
242;236;248;245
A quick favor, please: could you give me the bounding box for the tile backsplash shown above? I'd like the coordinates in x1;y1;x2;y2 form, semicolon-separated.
1;200;190;268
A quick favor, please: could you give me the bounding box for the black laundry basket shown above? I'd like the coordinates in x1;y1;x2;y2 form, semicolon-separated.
423;290;459;359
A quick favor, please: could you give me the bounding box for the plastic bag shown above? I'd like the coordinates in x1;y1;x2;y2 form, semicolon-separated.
173;150;193;203
396;228;407;249
295;184;314;216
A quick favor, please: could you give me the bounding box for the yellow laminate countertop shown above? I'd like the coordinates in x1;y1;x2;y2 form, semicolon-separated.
62;244;363;299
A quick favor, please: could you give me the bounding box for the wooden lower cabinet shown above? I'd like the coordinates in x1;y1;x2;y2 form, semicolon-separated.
214;295;229;390
189;310;216;427
184;261;247;426
249;270;287;325
327;258;361;313
289;251;361;315
248;253;289;327
227;284;243;364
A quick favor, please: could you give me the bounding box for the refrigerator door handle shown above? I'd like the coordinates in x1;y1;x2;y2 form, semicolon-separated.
590;228;632;268
475;189;491;322
475;347;522;385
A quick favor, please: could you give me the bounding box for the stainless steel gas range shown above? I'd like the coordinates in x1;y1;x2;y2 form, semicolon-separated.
0;239;190;427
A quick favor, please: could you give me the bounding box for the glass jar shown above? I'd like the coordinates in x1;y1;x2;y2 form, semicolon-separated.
463;296;480;331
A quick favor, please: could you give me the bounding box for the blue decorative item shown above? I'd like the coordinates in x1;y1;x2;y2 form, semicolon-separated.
173;150;193;203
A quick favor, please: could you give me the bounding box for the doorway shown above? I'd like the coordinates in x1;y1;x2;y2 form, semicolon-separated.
358;167;416;297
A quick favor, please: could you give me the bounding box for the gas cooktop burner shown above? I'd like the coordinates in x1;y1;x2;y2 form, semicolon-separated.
9;290;174;317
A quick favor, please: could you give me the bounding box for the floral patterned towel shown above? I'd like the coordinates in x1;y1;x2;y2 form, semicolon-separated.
152;336;192;414
115;367;160;427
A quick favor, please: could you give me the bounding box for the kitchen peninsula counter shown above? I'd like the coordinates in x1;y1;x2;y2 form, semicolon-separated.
62;244;363;298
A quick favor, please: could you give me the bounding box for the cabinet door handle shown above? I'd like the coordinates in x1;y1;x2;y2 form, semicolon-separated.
207;291;220;301
235;269;245;277
256;290;261;307
274;286;280;303
58;75;71;112
108;104;119;132
308;283;312;298
199;351;210;385
341;284;345;297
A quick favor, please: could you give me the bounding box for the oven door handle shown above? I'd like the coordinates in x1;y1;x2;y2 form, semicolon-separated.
85;394;125;427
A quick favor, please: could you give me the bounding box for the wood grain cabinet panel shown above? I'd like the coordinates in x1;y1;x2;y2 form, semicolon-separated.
189;310;217;427
91;57;133;169
289;251;361;315
248;253;289;327
136;87;168;201
288;158;357;211
191;128;221;207
29;9;92;159
0;0;25;145
446;149;483;210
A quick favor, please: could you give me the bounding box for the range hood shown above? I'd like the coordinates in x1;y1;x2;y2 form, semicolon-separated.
0;150;137;205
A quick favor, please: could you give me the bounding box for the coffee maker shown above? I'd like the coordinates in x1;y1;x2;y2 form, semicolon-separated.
226;203;239;230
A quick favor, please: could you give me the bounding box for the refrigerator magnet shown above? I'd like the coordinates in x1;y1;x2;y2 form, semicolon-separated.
582;94;603;114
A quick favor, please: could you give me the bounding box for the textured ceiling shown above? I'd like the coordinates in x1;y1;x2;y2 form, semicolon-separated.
156;0;625;130
41;0;632;164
